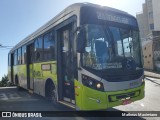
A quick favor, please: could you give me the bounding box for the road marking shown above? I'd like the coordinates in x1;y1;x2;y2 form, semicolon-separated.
0;92;39;101
0;93;9;100
0;92;22;100
0;86;16;89
7;98;39;102
140;103;144;107
7;92;22;99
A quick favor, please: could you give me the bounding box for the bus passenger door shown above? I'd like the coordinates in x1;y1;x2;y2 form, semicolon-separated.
11;53;14;84
57;24;75;104
26;43;34;90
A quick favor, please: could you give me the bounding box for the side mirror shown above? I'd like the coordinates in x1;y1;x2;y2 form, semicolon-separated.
77;30;85;53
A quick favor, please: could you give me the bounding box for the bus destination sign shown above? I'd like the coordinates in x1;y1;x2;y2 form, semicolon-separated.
97;12;129;24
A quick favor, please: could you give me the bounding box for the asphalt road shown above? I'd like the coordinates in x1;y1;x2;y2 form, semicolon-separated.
113;77;160;120
0;77;160;120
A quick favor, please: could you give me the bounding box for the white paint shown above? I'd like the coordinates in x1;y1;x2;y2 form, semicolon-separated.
140;103;145;107
0;93;8;100
0;86;16;89
8;93;21;99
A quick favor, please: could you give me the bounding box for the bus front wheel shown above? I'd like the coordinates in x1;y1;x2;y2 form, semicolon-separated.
47;84;58;106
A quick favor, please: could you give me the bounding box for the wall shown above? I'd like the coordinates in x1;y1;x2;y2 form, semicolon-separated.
142;40;153;70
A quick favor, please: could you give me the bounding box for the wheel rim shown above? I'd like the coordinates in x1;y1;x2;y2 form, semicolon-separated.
51;89;57;104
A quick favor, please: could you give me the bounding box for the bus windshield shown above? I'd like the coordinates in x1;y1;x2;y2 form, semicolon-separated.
82;24;142;70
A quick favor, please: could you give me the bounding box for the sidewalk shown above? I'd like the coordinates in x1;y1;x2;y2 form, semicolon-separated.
144;71;160;79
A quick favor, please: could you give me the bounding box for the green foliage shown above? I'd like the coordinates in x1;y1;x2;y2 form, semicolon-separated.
0;74;9;87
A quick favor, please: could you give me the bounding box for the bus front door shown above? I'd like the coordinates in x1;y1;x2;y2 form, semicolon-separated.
58;25;75;104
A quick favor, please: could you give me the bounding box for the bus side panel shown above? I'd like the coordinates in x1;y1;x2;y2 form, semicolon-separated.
29;64;34;89
8;54;12;83
13;66;18;84
8;66;11;82
43;62;57;85
33;61;57;96
19;64;27;89
33;62;45;96
74;80;83;110
13;65;27;89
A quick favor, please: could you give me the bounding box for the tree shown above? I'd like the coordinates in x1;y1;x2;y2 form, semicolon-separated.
0;74;9;87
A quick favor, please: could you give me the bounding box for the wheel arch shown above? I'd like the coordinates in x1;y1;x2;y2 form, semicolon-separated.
15;74;19;85
45;78;56;97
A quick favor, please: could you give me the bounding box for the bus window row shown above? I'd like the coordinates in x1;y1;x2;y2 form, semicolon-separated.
13;31;55;65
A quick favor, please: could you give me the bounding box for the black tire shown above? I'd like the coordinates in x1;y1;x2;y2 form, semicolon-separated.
48;84;59;107
15;75;22;91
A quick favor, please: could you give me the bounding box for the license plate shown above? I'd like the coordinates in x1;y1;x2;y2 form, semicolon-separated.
122;99;132;105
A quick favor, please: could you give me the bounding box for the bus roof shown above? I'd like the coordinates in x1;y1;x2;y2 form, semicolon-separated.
10;2;133;53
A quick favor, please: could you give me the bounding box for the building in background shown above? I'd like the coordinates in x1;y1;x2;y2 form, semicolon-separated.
152;0;160;31
136;0;160;71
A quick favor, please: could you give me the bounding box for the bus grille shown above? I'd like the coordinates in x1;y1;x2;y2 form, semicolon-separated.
108;90;140;102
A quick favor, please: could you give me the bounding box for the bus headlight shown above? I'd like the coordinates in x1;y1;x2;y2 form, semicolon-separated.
82;74;104;91
97;83;101;89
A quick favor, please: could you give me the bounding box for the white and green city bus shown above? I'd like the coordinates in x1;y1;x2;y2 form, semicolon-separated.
8;3;145;110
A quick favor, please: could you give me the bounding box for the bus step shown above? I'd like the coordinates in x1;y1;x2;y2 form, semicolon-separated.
58;100;75;109
63;97;75;104
28;89;33;94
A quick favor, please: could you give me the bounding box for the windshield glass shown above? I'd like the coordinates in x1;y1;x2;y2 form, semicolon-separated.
82;24;141;70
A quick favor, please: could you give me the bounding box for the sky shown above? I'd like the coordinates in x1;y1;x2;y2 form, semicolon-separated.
0;0;145;80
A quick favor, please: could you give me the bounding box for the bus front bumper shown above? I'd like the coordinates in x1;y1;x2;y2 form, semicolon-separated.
81;82;145;110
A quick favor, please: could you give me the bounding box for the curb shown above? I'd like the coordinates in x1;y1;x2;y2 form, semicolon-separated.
144;74;160;79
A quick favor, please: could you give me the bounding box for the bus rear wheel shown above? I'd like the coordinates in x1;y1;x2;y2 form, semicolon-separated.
15;75;22;91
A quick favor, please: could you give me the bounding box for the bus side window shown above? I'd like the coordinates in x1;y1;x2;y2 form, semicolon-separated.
34;37;43;62
44;31;55;61
17;48;22;65
14;50;18;65
22;46;26;64
8;54;11;66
